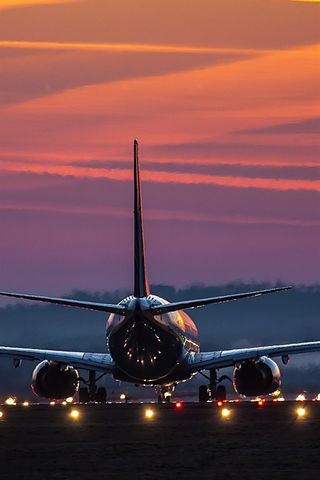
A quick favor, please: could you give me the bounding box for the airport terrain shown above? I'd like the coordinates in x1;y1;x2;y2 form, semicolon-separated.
1;402;320;479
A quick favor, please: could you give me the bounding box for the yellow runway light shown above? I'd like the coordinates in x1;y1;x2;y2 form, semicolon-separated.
70;409;80;420
22;401;29;407
144;408;155;419
120;393;126;401
296;407;306;418
66;397;73;404
5;397;16;406
62;401;67;406
0;411;4;419
221;407;231;419
49;401;56;406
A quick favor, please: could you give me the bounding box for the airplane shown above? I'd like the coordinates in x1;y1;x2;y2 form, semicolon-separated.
0;139;320;403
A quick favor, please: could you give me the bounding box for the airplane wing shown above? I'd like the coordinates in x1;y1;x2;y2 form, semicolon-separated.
0;346;115;373
149;286;292;315
189;341;320;372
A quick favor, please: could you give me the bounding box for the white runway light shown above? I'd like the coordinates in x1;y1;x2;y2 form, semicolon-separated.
296;393;307;401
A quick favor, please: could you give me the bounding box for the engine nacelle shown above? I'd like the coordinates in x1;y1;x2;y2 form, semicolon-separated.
31;361;80;399
233;357;281;397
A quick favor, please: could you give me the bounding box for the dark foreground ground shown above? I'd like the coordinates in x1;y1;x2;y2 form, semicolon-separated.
1;401;320;480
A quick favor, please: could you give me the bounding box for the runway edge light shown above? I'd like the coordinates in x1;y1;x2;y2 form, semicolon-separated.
221;407;231;419
69;409;80;420
296;407;306;418
144;408;155;419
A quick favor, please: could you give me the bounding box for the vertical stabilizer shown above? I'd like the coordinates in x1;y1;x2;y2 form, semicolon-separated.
133;139;149;298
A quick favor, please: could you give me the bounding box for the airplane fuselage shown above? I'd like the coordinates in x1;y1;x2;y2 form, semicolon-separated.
106;294;199;385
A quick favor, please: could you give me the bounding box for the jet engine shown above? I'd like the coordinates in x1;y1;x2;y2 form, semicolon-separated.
31;361;80;399
233;356;281;396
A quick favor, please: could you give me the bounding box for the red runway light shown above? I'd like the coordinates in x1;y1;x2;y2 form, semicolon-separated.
217;401;223;407
258;400;264;407
175;401;182;409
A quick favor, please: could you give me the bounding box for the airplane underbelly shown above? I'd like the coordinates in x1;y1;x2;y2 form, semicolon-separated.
108;314;184;383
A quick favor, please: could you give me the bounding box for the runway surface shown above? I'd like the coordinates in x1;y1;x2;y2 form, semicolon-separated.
1;401;319;480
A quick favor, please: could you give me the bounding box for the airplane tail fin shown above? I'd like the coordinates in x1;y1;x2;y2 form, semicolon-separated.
133;139;150;298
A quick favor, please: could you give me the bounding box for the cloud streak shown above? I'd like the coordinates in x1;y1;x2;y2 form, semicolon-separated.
2;150;320;168
0;0;77;9
1;161;320;192
238;117;320;135
0;202;319;228
0;40;266;56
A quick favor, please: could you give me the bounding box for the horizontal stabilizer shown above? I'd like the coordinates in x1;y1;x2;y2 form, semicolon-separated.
0;291;126;315
149;286;292;315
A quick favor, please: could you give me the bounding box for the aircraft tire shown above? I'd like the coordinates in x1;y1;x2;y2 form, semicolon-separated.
79;387;90;403
216;385;227;401
95;387;107;403
199;385;209;402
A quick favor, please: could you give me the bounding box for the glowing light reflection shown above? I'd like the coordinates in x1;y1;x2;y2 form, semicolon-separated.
70;409;80;420
144;408;155;419
221;408;231;419
296;407;306;418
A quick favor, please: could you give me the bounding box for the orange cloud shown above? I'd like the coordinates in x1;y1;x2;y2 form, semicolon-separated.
0;0;77;9
0;40;264;56
14;44;318;147
1;161;320;192
1;150;319;168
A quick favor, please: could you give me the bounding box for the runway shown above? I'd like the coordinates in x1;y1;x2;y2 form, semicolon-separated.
0;401;319;479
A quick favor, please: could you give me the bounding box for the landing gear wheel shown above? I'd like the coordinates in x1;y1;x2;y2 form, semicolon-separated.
199;385;210;402
79;387;90;403
216;385;227;402
156;385;175;403
95;387;107;403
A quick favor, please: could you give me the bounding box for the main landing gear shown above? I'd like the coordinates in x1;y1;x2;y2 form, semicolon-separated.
156;385;175;403
198;369;231;402
79;370;107;403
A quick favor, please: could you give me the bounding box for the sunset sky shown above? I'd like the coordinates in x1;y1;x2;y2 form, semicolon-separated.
0;0;319;294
